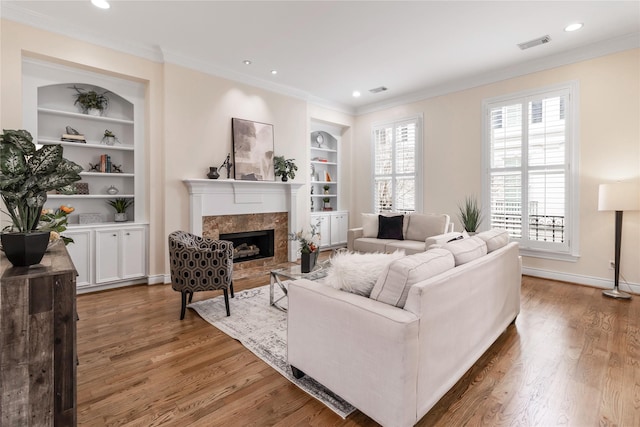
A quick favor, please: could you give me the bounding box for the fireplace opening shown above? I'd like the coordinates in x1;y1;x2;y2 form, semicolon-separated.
219;229;275;263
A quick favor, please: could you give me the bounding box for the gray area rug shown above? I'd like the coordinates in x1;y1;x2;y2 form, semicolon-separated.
188;284;356;418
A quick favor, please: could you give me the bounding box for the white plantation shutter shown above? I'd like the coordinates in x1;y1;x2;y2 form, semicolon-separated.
373;117;421;214
485;86;574;253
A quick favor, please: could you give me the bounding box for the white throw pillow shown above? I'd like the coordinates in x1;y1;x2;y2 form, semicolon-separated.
323;250;405;296
442;236;487;266
361;213;379;238
476;229;510;253
370;248;455;308
405;213;449;242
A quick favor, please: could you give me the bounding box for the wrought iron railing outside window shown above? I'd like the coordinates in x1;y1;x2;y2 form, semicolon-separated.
491;214;565;243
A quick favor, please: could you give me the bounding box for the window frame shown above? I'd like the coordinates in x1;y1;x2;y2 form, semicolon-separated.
371;114;423;214
481;82;580;261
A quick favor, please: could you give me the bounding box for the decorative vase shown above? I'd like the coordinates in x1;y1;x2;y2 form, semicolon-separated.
281;175;288;182
1;231;51;267
300;250;317;273
207;167;220;179
107;185;119;195
86;108;102;116
104;136;116;146
114;213;127;222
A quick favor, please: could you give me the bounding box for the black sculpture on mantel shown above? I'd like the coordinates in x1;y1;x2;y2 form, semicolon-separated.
220;153;233;179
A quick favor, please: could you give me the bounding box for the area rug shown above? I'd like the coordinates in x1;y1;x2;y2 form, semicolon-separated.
188;284;356;418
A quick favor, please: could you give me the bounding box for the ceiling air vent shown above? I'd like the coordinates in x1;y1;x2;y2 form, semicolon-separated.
369;86;388;94
518;35;551;50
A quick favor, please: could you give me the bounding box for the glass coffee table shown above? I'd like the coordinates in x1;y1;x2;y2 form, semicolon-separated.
270;263;329;311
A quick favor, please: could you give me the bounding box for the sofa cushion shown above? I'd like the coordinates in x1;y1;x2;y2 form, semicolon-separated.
370;248;455;308
385;240;426;255
405;214;450;242
378;215;404;240
323;250;405;297
476;229;509;253
353;237;391;254
442;236;487;266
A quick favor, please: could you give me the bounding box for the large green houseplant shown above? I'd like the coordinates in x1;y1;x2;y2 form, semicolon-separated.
0;129;82;266
273;156;298;182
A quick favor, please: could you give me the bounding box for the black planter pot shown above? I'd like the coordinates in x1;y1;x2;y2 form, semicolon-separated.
300;250;318;273
1;231;50;267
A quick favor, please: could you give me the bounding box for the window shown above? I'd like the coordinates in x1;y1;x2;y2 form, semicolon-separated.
372;116;422;214
483;83;578;258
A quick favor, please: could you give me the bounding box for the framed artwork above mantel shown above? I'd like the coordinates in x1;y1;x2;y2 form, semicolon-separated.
231;118;275;181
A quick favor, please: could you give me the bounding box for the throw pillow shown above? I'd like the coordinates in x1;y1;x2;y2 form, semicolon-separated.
361;213;379;238
476;229;509;253
377;215;404;240
370;248;455;308
442;236;487;266
323;250;405;297
405;214;449;242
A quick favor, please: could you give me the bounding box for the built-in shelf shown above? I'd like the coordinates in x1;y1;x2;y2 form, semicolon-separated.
80;172;135;178
39;138;135;151
47;194;134;199
38;107;134;125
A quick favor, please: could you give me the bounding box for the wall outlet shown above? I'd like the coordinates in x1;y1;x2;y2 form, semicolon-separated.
609;260;616;270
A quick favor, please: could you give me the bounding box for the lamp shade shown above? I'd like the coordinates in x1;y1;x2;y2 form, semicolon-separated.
598;182;640;211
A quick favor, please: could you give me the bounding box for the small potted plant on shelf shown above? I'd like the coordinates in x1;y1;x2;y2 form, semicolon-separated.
458;195;483;234
71;85;110;116
322;197;332;211
273;156;298;182
0;129;82;266
101;129;120;146
107;198;134;222
323;184;330;194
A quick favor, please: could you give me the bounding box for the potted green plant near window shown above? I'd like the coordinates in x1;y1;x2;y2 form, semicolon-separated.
71;85;110;115
0;129;82;266
107;198;133;222
273;156;298;182
458;195;483;234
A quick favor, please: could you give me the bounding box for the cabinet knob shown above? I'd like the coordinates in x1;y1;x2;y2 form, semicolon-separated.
112;234;117;237
126;232;130;236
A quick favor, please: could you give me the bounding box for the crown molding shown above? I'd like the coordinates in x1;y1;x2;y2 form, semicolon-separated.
0;2;164;62
355;32;640;115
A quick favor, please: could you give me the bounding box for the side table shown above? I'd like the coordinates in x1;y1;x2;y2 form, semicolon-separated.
270;263;328;311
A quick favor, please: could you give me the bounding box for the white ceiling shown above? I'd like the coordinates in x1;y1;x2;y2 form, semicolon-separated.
2;1;639;114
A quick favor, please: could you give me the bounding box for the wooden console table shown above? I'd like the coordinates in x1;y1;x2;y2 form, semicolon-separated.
1;241;77;426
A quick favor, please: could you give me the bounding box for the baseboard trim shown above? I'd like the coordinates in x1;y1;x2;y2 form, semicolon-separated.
147;274;169;285
76;278;147;294
522;266;640;295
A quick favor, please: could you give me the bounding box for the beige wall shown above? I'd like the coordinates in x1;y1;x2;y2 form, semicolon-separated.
3;18;638;288
353;49;640;287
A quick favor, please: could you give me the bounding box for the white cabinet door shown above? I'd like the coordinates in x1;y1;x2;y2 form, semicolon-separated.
62;229;92;287
121;227;146;279
312;213;331;248
95;229;121;283
330;212;349;246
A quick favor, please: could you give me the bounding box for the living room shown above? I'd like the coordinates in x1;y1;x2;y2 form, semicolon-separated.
1;1;639;425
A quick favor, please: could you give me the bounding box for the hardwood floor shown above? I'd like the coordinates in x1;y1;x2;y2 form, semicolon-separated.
77;267;640;426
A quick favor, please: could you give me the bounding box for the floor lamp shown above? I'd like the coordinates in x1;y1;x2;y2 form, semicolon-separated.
598;182;640;299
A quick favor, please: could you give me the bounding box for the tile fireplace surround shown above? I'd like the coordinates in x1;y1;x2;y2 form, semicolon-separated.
183;179;304;264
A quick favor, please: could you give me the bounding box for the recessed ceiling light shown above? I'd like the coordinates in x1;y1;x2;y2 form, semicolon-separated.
352;91;361;98
271;70;278;75
91;0;110;9
564;23;584;32
243;60;252;65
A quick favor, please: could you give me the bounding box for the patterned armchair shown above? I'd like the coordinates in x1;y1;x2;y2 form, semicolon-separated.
168;231;234;319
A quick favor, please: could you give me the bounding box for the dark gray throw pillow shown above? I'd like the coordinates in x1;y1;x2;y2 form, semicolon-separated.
377;215;404;240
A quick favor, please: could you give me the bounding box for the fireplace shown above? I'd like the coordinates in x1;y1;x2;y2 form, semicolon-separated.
183;179;304;263
220;229;275;263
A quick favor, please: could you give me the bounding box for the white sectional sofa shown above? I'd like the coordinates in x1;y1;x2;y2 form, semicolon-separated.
287;230;521;427
347;212;456;255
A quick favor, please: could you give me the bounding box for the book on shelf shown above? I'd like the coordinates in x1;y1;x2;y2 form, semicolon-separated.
61;133;86;143
99;154;113;173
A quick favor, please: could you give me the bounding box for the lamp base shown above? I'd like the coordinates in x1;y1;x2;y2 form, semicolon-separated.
602;288;632;299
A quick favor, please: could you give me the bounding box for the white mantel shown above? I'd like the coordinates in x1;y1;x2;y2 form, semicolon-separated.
183;179;304;261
